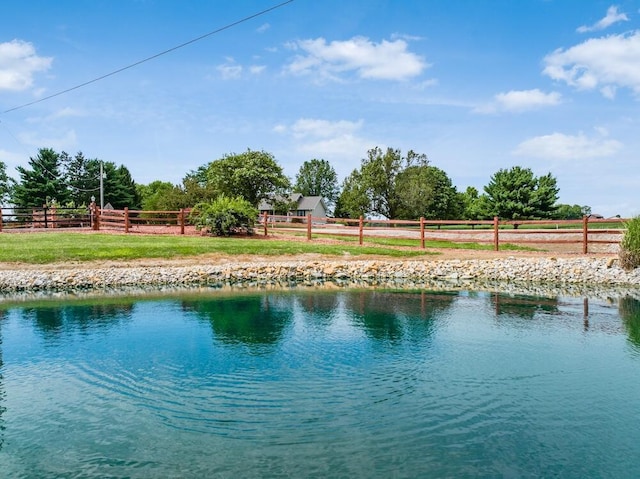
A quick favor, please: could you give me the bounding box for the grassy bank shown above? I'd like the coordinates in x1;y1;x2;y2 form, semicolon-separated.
0;232;441;264
276;231;534;251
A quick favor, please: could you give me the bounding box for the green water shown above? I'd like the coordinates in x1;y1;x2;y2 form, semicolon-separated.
1;289;640;478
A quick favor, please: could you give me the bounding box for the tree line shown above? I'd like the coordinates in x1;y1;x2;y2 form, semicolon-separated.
0;146;591;220
0;148;138;210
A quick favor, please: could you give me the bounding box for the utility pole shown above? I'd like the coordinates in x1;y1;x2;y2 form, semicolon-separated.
99;161;104;210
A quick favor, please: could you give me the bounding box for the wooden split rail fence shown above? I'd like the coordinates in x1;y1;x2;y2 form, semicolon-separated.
259;213;626;254
89;205;191;235
1;204;627;254
0;206;91;230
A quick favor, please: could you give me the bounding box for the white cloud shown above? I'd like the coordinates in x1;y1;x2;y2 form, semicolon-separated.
415;78;439;90
513;131;623;160
577;5;628;33
18;129;78;151
216;58;243;80
256;23;270;34
476;89;562;113
390;33;424;42
274;118;376;175
288;118;364;139
249;65;266;75
285;36;428;81
0;39;52;91
543;31;640;97
25;107;85;123
216;59;265;79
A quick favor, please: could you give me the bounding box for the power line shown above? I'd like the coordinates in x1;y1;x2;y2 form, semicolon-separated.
2;0;295;114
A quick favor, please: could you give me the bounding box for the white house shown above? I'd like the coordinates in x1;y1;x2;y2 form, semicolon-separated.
258;193;329;219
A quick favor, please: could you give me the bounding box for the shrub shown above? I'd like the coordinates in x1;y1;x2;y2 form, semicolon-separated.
190;195;258;236
619;215;640;271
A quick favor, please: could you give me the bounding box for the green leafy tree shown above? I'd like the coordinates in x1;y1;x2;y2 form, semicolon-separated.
64;152;101;206
64;153;141;209
190;195;258;236
138;181;177;210
532;173;560;217
0;160;11;205
483;166;559;220
360;147;403;219
294;159;339;210
553;204;591;220
206;150;290;207
100;162;141;209
181;166;217;207
334;169;370;219
396;165;460;219
12;148;70;207
459;187;492;220
334;147;431;219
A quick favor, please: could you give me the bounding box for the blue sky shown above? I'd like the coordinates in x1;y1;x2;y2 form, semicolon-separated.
1;0;639;217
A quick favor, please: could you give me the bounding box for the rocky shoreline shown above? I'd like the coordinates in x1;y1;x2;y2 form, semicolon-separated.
1;256;639;302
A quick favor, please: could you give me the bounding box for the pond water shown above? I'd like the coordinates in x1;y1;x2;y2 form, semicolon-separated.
1;288;640;478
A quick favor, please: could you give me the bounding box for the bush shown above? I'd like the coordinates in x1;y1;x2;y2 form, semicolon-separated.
619;216;640;270
190;195;258;236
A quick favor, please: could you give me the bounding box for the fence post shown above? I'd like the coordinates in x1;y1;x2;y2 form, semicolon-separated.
307;213;312;240
420;217;425;249
124;207;130;233
91;203;99;230
359;216;364;246
0;207;3;232
43;205;49;229
179;209;185;235
582;215;588;254
493;216;499;251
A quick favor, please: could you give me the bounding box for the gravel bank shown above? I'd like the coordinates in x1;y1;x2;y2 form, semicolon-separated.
1;256;639;301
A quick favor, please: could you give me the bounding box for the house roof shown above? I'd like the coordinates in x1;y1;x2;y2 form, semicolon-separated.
258;194;326;213
297;196;324;211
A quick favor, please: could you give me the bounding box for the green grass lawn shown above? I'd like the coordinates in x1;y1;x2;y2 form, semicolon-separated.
276;231;535;252
0;232;441;264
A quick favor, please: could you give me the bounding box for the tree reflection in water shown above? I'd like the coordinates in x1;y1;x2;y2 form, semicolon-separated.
22;303;134;338
345;291;457;343
619;296;640;349
182;295;293;348
295;292;340;329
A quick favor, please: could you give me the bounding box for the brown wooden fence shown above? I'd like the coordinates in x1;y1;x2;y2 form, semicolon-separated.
90;205;192;235
0;206;92;230
259;213;626;254
7;204;623;254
